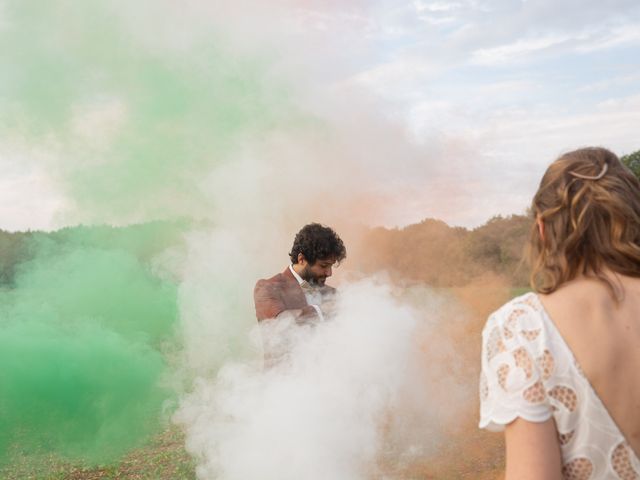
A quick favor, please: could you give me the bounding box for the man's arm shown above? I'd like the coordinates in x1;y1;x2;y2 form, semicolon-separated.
254;279;319;323
254;279;286;320
276;306;321;324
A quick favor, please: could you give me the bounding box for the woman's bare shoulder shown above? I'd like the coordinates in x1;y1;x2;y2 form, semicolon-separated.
539;276;619;312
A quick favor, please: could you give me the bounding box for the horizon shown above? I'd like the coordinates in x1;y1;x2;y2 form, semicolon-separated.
0;210;532;235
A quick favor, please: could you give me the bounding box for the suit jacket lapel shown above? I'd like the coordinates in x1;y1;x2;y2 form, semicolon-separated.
282;267;308;307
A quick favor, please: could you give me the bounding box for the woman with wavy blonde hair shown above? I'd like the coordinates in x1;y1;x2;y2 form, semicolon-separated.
479;147;640;479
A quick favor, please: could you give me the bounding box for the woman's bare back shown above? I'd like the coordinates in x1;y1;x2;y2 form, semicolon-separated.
539;274;640;456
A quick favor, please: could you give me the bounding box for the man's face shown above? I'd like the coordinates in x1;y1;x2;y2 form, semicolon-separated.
299;256;336;286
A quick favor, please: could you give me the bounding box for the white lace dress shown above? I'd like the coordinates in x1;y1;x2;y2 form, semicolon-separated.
479;292;640;479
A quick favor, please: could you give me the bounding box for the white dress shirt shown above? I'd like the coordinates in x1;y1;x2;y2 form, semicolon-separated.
289;264;325;321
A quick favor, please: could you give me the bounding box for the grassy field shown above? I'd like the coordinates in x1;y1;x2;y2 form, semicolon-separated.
0;428;196;480
0;425;504;480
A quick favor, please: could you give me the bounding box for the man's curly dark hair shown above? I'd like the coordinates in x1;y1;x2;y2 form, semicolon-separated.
289;223;347;265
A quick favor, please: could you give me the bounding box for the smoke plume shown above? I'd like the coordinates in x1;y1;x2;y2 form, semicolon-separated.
0;0;499;476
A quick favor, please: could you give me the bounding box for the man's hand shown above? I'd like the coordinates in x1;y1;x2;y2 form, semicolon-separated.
320;293;339;319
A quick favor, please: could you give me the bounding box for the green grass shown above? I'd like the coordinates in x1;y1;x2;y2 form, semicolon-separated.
0;427;504;479
0;427;196;480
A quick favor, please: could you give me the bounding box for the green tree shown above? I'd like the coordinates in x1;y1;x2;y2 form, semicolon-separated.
465;214;531;286
621;149;640;178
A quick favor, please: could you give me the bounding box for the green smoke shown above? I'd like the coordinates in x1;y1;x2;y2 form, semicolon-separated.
0;0;299;223
0;0;302;467
0;223;185;464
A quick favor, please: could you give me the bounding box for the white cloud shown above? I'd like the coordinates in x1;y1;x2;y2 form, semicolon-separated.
471;34;576;65
577;73;640;93
414;0;463;13
348;56;443;103
576;23;640;52
0;149;68;231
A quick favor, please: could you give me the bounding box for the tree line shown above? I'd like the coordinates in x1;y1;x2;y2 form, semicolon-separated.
358;214;531;288
2;149;638;289
358;148;640;288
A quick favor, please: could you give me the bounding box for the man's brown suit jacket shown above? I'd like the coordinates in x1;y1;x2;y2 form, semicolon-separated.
253;267;335;322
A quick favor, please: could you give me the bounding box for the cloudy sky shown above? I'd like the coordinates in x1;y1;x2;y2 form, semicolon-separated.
1;0;639;230
323;0;640;226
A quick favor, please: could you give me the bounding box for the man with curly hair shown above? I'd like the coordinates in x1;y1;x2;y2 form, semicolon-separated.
253;223;346;324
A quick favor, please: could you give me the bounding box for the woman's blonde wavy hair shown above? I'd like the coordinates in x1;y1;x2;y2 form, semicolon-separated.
528;147;640;298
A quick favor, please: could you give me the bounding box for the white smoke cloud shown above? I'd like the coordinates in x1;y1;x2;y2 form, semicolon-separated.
175;279;469;480
161;5;476;475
